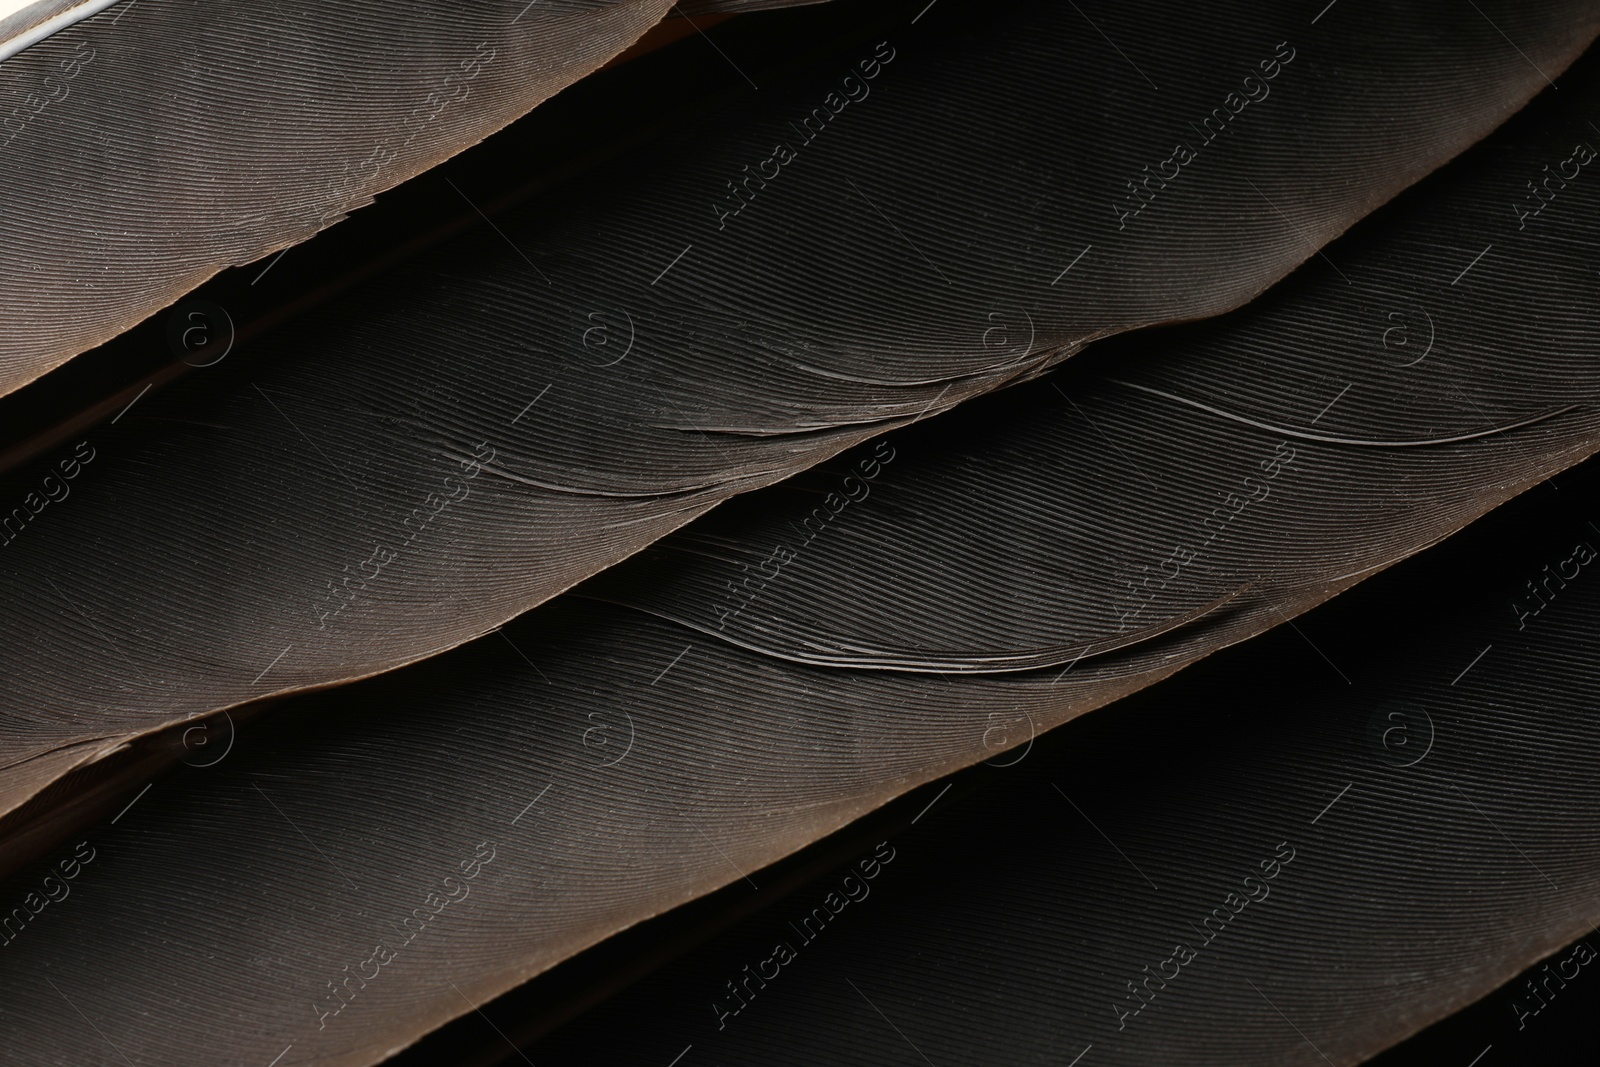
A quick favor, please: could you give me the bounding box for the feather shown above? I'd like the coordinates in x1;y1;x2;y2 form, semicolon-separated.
519;447;1600;1067
0;0;1589;825
0;0;677;396
4;39;1600;1063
